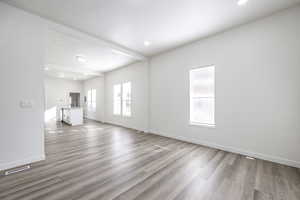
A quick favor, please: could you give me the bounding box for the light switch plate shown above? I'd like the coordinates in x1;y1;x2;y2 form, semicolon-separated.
20;100;34;108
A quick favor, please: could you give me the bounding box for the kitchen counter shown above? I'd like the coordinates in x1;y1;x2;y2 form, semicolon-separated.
61;107;83;126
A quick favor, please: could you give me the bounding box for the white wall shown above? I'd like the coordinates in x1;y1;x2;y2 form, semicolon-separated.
44;76;83;121
104;61;149;132
0;2;45;170
149;6;300;168
83;77;105;122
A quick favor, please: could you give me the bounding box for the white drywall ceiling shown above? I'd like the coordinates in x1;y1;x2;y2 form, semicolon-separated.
44;28;139;80
3;0;300;56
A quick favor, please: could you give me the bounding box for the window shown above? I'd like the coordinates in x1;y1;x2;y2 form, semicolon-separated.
122;82;131;117
113;82;132;117
190;66;215;126
113;84;121;115
87;89;96;111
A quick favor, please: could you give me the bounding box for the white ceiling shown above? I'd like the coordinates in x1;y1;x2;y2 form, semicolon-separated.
3;0;300;57
44;28;140;80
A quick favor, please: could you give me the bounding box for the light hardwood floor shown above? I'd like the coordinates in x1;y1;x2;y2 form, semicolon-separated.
0;120;299;200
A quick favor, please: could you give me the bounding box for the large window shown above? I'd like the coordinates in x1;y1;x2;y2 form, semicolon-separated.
87;89;96;111
190;66;215;126
113;82;132;117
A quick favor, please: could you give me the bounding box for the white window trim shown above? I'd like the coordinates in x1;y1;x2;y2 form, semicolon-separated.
189;65;216;128
189;122;216;128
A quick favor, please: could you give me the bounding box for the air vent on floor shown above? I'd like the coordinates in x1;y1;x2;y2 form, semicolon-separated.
246;156;256;160
4;165;31;176
154;145;170;151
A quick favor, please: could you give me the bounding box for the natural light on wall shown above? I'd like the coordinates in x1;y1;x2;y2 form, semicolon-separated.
44;106;57;122
190;66;215;126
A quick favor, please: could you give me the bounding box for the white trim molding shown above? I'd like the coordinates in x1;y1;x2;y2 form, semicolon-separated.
0;154;45;171
104;120;149;134
149;129;300;169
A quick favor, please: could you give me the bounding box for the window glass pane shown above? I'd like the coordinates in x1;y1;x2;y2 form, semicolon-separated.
114;84;121;101
190;66;214;98
114;100;121;115
122;100;131;117
190;66;215;126
87;90;92;106
122;82;131;101
113;84;121;115
122;82;131;116
92;89;96;102
92;89;96;109
190;98;215;125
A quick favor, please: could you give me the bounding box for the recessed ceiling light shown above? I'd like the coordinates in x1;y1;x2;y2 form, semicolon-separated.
144;41;151;46
76;55;86;63
44;67;49;71
237;0;248;6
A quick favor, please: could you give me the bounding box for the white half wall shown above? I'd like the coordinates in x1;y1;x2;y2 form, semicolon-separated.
44;76;83;122
0;2;45;170
83;77;105;122
149;6;300;168
104;61;149;132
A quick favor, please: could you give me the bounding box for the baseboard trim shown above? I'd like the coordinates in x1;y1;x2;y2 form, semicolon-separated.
0;154;45;171
84;117;104;124
149;129;300;169
104;120;149;133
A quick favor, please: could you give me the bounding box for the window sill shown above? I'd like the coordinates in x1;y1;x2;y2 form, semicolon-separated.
189;122;216;128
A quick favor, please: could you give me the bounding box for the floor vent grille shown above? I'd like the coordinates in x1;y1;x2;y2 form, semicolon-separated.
154;145;170;151
4;165;31;176
246;156;256;160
